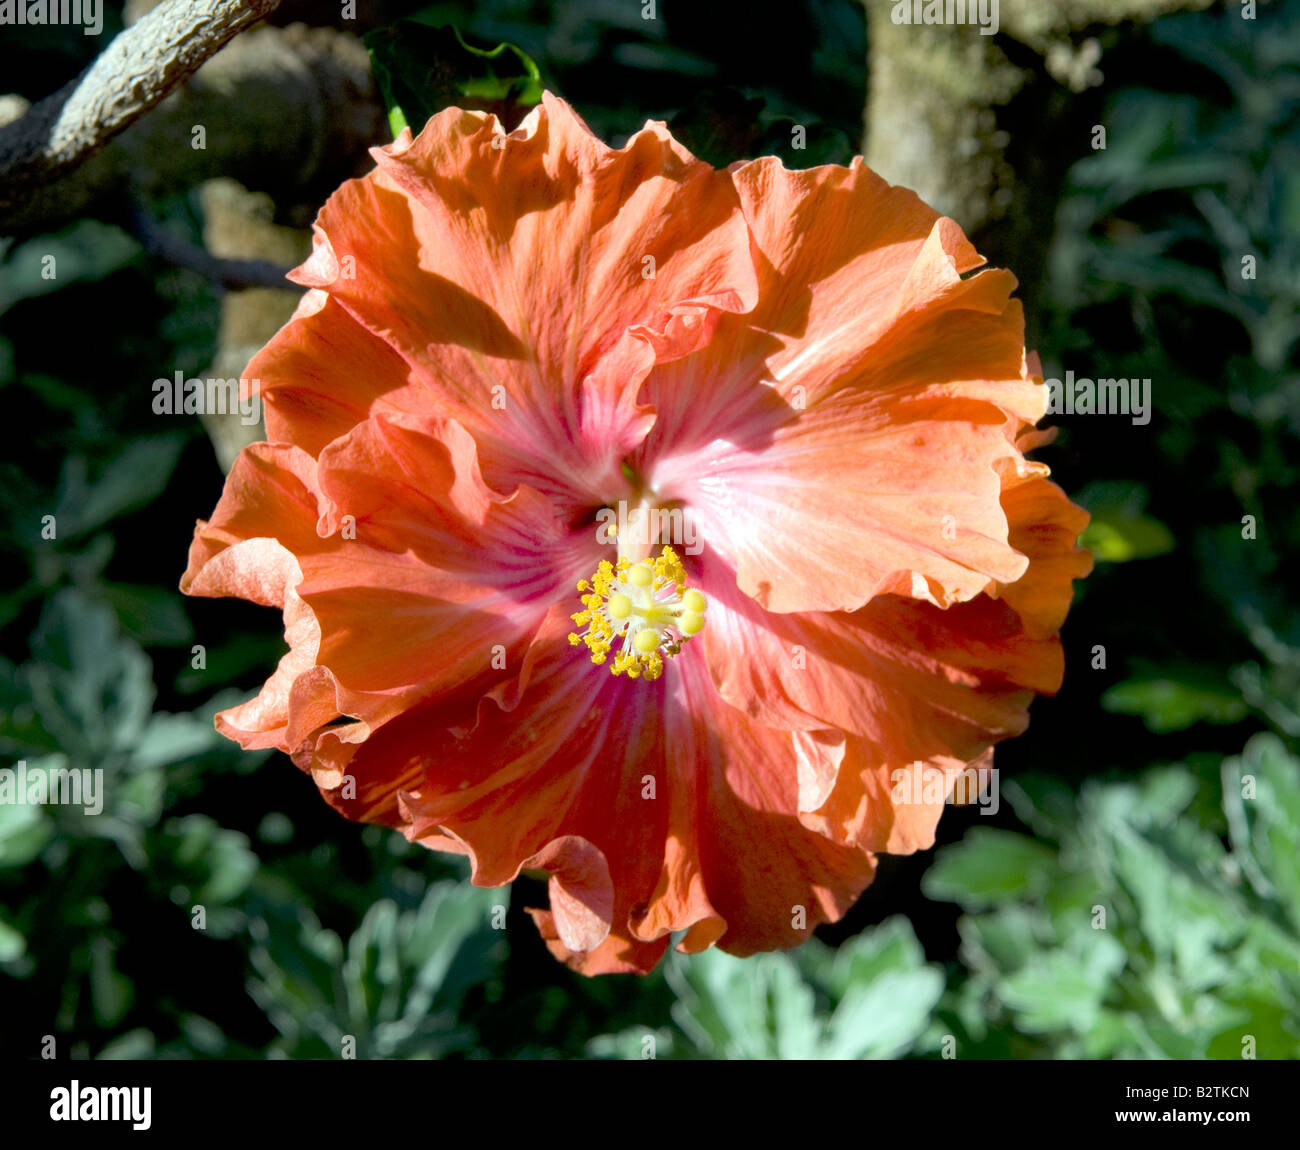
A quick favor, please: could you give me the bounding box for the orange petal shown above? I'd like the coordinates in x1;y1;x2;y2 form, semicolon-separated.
994;475;1094;638
249;289;431;458
351;607;875;974
181;426;583;773
279;93;758;508
697;462;1089;854
636;158;1046;613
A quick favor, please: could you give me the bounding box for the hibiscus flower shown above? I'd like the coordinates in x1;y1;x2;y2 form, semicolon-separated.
181;93;1091;975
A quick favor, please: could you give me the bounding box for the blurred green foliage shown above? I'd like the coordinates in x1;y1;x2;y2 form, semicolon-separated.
1;0;1298;1060
927;738;1300;1058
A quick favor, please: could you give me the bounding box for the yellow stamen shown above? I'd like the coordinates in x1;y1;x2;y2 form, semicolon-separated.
566;546;706;681
679;611;705;636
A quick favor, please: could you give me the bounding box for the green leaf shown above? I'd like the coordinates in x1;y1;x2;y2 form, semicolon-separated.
1222;734;1300;925
924;828;1059;908
101;583;194;647
1206;987;1298;1060
823;967;944;1060
172;633;288;696
52;434;185;540
159;815;258;909
96;1029;156;1060
178;1014;228;1056
0;656;55;756
23;589;153;766
246;880;501;1059
668;949;818;1060
1109;826;1236;984
1079;512;1175;563
1074;480;1176;563
1101;676;1249;733
822;915;927;999
998;934;1125;1034
90;935;132;1028
402;882;505;1012
0;221;139;315
586;1026;676;1060
131;710;226;772
958;905;1044;976
1002;775;1077;840
0;915;26;962
941;744;1300;1057
365;21;543;139
0;783;54;867
666;919;941;1060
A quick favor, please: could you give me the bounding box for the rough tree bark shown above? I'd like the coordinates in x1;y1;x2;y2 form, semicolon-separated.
862;0;1216;325
0;12;385;237
0;0;283;225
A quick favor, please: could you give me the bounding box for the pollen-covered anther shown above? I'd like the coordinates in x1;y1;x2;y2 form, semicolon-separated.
566;546;707;680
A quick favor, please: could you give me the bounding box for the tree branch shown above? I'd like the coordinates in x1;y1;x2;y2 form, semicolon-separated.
0;0;281;228
126;199;294;290
0;21;385;239
0;0;279;222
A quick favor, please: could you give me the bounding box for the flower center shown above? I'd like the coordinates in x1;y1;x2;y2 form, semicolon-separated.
568;545;707;681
